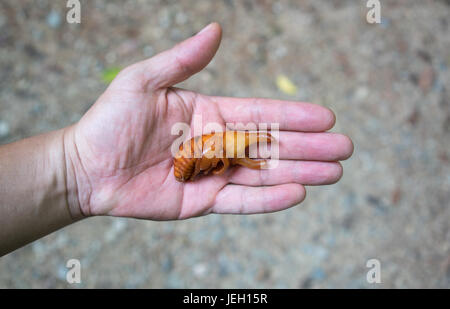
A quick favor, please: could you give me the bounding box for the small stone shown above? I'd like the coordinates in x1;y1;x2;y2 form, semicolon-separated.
0;13;6;27
272;2;283;14
256;268;271;281
165;273;183;288
158;9;171;29
105;51;116;64
104;219;127;242
417;50;432;64
273;45;288;60
46;10;62;29
193;263;207;278
24;44;44;60
247;42;258;54
31;28;43;41
354;87;369;102
407;108;420;125
162;255;174;273
391;187;402;205
175;12;188;25
418;66;435;93
0;120;10;137
342;214;355;230
143;45;154;58
366;195;388;213
218;263;229;278
311;267;326;281
57;264;67;281
117;40;138;56
300;277;313;288
380;17;391;28
367;195;381;207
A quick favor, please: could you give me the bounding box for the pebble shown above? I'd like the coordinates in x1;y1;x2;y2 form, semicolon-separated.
301;244;329;261
57;264;67;281
354;86;369;101
162;255;174;273
419;66;435;93
104;219;127;242
143;45;154;58
46;10;62;29
193;263;208;278
158;9;171;29
0;13;6;27
311;267;326;281
175;12;188;25
272;45;288;60
0;120;10;137
165;273;183;288
272;2;283;14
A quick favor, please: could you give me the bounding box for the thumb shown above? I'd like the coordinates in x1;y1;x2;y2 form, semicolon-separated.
142;23;222;90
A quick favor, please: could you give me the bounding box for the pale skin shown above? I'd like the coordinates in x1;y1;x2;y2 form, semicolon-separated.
0;23;353;256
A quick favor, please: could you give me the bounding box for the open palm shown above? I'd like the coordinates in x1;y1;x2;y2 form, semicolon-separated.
66;23;353;220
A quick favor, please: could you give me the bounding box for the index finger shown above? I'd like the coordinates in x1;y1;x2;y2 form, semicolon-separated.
212;97;336;132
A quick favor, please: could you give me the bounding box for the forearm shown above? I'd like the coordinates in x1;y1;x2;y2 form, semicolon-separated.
0;128;83;256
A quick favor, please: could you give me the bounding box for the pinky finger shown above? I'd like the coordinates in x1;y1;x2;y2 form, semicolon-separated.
212;183;306;215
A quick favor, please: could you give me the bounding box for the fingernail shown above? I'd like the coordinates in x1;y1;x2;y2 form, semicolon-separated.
197;23;214;35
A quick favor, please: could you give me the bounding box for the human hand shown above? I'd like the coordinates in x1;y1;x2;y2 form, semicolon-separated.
64;23;353;220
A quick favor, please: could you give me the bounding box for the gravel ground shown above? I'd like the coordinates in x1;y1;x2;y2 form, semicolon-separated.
0;0;449;288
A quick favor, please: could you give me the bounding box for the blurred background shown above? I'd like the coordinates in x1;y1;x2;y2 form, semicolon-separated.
0;0;449;288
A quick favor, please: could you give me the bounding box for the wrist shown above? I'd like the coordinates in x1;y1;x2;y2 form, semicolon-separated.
61;126;92;219
42;128;85;221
